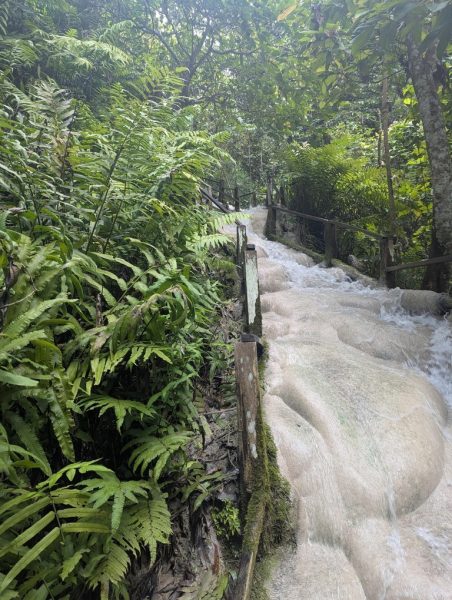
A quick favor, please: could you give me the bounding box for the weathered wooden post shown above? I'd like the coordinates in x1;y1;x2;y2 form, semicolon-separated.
380;236;396;288
234;185;240;212
244;244;262;337
236;223;247;295
233;338;266;600
280;184;286;207
218;179;225;207
324;222;337;267
235;339;261;508
266;174;273;207
251;191;257;207
264;204;277;239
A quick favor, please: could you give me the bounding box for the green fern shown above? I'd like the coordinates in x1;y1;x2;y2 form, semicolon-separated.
78;473;151;530
0;10;233;596
80;395;156;431
125;432;192;479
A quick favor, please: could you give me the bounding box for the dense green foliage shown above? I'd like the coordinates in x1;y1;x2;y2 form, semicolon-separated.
282;131;436;281
1;0;451;597
0;3;239;598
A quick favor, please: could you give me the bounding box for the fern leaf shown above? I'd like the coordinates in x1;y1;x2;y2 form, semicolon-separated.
6;413;51;476
125;432;190;478
78;474;151;531
2;296;69;338
48;390;75;462
0;511;55;559
81;394;156;433
0;527;60;594
61;548;89;581
0;370;38;387
186;233;232;252
0;496;50;536
60;522;110;534
88;542;130;590
111;489;125;532
0;491;40;518
0;330;47;360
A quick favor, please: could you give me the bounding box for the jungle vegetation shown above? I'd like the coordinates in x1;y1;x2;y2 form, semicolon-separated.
0;0;451;599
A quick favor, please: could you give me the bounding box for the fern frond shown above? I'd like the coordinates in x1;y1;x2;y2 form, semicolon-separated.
80;395;156;431
0;527;60;594
2;296;70;338
127;493;172;561
186;233;232;252
78;473;151;531
88;542;130;594
124;432;191;479
60;548;89;581
5;413;51;476
48;384;75;462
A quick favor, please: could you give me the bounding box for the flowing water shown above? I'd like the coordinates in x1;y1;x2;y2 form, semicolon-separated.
245;208;452;600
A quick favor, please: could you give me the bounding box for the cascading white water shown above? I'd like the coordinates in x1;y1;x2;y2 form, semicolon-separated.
245;208;452;600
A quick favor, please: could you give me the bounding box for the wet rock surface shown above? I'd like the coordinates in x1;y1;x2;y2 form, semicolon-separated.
247;208;452;600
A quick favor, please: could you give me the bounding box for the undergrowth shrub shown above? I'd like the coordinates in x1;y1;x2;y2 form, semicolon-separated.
282;135;435;280
0;40;236;600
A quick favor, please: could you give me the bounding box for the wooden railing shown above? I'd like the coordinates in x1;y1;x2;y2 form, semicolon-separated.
221;220;265;600
201;183;265;599
202;175;452;289
204;176;450;598
266;202;452;288
202;178;257;211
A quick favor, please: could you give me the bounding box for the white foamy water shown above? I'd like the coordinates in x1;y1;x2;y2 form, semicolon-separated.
244;208;452;600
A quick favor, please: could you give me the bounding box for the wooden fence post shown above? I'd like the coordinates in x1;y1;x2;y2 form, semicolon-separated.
280;185;286;207
266;174;273;207
235;340;261;509
264;204;277;239
219;179;225;206
234;185;240;212
236;223;247;295
244;244;262;336
380;236;396;288
251;191;257;207
324;222;337;267
233;339;266;600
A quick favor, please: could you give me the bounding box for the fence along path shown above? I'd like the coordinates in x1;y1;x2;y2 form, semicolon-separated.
201;182;452;599
203;176;452;288
201;183;265;600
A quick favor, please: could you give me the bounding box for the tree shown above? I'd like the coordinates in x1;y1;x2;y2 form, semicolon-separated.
278;0;452;289
352;0;452;289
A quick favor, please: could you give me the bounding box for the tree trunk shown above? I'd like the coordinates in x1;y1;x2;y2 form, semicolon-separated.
377;127;382;167
407;37;452;291
380;75;396;235
422;228;449;292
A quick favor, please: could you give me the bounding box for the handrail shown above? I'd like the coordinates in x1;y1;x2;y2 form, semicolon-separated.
226;221;264;600
267;202;452;286
200;187;230;213
386;254;452;273
274;205;384;240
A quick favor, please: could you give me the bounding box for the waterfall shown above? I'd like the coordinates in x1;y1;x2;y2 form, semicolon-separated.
246;208;452;600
